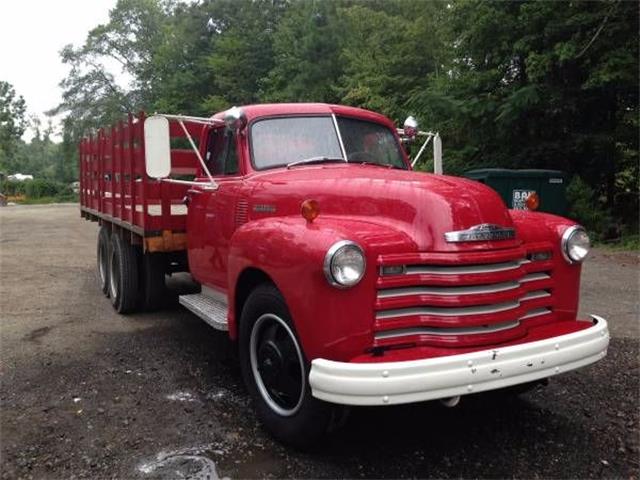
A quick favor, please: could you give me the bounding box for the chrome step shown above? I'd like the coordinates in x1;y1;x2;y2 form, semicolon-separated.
179;291;228;331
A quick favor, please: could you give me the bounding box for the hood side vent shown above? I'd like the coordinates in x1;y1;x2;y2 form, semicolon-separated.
235;199;249;227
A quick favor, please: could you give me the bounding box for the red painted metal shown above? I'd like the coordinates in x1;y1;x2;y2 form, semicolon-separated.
79;111;202;235
80;103;589;366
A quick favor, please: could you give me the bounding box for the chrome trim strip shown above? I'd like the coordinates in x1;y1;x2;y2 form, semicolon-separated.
520;272;551;283
405;259;525;275
519;307;552;320
375;300;520;320
375;320;521;339
331;113;348;160
521;290;551;301
378;281;520;298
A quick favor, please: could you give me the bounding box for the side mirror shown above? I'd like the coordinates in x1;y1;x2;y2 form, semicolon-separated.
144;115;172;179
224;106;247;132
403;116;419;140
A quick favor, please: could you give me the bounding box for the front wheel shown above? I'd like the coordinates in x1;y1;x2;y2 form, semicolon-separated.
239;284;342;448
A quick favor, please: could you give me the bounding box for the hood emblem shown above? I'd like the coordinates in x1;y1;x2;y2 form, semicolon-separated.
445;223;515;242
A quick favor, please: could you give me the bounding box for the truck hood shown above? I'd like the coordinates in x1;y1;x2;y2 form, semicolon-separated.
248;164;516;251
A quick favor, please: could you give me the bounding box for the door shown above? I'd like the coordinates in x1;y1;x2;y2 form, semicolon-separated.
187;127;243;290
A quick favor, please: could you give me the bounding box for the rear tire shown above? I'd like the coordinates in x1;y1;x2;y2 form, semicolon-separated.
139;252;167;311
109;233;139;314
239;284;338;449
97;226;111;296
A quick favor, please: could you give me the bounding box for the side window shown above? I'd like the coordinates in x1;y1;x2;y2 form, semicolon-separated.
205;128;239;176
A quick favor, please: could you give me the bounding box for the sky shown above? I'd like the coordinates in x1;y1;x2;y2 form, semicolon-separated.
0;0;119;141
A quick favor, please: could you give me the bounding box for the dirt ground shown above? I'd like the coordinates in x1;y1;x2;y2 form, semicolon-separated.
1;203;638;479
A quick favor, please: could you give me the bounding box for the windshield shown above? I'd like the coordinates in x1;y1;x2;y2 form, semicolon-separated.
337;117;406;169
250;115;407;170
251;116;343;169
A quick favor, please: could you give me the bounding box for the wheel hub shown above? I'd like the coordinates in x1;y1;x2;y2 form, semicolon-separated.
249;313;306;417
257;340;283;383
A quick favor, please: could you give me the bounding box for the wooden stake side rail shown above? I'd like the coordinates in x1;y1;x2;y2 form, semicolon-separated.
79;111;202;252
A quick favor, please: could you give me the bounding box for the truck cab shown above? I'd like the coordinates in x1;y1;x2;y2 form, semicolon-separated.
82;103;609;447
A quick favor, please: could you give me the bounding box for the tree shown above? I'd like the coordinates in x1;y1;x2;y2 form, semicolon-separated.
52;0;174;141
336;1;445;121
0;81;27;173
416;0;638;226
262;1;344;103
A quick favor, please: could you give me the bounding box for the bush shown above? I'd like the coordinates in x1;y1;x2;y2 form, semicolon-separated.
24;179;63;198
566;176;611;238
0;179;26;196
0;178;76;203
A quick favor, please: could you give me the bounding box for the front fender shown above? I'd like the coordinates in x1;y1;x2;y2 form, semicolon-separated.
510;209;583;316
227;215;414;361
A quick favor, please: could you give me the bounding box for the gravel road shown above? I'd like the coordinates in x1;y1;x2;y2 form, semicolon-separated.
1;204;638;479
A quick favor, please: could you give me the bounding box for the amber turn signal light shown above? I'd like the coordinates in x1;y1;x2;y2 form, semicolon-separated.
301;199;320;222
526;192;540;211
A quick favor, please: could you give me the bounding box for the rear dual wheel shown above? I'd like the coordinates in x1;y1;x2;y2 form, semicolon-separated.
139;252;167;311
97;226;111;296
97;226;167;313
108;233;139;314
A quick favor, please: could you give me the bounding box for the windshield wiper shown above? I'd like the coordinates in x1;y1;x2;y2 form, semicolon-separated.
349;160;406;170
286;156;346;169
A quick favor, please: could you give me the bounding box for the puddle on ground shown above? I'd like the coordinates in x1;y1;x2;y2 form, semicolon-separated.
166;391;200;403
164;388;249;407
138;445;230;480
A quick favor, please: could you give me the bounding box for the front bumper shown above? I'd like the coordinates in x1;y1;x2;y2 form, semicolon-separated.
309;315;609;406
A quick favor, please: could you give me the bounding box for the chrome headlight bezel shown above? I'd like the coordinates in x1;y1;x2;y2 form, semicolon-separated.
561;225;590;264
323;240;366;288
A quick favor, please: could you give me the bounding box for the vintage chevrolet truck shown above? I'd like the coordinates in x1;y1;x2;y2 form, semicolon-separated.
79;103;609;446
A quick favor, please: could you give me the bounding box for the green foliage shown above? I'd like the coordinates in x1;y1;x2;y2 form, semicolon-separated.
39;0;637;237
1;178;75;203
263;1;343;103
566;176;611;236
0;81;27;173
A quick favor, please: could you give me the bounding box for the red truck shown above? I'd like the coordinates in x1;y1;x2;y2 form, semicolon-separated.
79;103;609;447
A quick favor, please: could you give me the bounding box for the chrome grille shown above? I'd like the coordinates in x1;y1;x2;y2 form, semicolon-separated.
375;248;555;345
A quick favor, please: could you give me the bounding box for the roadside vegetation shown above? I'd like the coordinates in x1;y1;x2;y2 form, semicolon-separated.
0;0;637;242
0;178;77;204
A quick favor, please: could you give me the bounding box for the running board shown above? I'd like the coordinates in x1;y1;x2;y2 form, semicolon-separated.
179;292;228;331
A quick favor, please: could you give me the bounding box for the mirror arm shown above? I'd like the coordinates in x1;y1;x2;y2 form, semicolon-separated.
411;134;433;168
397;128;434;138
177;120;218;190
161;178;216;189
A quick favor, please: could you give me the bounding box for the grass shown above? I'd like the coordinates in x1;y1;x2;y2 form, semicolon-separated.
595;233;640;252
14;195;79;205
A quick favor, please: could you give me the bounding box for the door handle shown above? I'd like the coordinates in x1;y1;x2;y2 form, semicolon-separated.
184;188;203;206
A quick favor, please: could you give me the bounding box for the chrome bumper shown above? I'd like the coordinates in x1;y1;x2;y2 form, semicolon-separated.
309;315;609;406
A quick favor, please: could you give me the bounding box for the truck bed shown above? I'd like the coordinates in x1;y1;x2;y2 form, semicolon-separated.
79;112;202;252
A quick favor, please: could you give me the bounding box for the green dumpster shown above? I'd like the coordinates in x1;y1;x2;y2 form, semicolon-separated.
463;168;568;216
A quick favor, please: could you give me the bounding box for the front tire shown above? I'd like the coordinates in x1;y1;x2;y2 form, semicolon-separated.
109;233;139;314
239;284;337;448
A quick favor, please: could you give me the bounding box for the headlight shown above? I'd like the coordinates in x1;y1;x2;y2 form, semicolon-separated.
561;225;590;264
324;241;366;288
